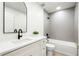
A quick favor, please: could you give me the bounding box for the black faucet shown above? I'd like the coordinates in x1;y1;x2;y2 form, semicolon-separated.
18;29;23;39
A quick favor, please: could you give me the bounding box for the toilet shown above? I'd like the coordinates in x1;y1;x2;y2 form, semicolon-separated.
46;43;55;56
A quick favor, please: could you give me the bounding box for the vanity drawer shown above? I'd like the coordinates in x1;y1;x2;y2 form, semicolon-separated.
4;45;33;56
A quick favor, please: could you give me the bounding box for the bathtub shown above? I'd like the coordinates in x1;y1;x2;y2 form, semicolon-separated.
47;39;77;56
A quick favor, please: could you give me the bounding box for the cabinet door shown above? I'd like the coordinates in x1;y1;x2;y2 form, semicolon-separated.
4;44;34;56
33;39;46;56
31;40;45;56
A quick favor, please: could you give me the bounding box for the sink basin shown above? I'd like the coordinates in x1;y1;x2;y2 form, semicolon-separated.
12;38;33;44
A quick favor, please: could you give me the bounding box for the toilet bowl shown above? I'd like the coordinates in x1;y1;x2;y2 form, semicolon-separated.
46;43;55;56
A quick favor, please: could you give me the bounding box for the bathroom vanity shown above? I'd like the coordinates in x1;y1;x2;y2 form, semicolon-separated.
1;2;46;56
0;36;46;56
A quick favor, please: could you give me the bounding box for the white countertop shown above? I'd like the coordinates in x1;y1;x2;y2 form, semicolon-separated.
0;36;46;56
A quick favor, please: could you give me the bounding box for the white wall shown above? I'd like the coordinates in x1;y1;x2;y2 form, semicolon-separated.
44;11;50;36
0;2;44;40
50;7;75;42
25;2;44;36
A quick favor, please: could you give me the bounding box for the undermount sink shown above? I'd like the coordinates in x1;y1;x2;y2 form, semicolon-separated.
11;37;33;44
11;36;44;44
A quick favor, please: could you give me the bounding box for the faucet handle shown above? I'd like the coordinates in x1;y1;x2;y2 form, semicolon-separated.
14;29;17;33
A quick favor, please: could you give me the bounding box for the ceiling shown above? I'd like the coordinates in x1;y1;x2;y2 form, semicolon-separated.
5;2;26;13
38;2;76;13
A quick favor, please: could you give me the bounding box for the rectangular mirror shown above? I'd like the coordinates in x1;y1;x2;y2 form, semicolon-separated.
3;2;27;33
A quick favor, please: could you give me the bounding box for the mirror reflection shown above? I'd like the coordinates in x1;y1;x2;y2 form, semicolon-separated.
3;2;27;33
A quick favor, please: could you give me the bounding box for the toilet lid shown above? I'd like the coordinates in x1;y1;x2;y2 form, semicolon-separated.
46;43;55;48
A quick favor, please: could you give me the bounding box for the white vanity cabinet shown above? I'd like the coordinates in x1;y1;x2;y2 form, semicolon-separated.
3;39;46;56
